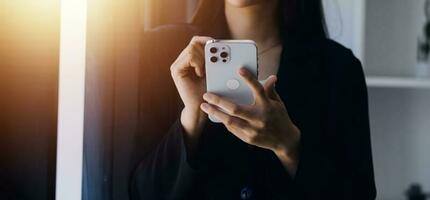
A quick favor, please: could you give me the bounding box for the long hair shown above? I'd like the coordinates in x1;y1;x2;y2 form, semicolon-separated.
191;0;327;40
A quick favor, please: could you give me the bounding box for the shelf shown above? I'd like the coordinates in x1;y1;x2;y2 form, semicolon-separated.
366;76;430;89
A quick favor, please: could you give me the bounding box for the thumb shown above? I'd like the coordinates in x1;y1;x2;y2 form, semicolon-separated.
263;75;280;101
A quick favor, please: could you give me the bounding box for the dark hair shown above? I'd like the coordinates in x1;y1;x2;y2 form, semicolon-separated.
191;0;327;40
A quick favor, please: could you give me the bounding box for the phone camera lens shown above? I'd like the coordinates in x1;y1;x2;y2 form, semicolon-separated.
210;56;218;63
220;52;228;58
222;59;227;63
210;47;218;53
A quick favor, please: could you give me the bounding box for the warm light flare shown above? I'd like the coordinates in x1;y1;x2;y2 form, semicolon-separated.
0;0;60;73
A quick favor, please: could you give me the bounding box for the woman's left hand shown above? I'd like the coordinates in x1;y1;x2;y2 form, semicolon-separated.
200;67;301;175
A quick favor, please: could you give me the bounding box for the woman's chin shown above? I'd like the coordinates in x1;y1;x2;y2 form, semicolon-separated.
225;0;263;8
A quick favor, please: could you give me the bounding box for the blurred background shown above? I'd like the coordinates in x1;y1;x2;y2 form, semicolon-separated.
1;0;429;199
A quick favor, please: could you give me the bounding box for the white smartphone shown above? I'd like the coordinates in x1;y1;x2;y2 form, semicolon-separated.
205;39;258;123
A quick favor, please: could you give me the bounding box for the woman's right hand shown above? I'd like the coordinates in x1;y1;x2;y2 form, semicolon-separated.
170;36;213;139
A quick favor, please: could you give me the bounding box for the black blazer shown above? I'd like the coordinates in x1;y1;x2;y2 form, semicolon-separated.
131;25;377;200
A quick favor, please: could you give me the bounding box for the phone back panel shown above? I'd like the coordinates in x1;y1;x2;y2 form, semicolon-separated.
205;40;258;122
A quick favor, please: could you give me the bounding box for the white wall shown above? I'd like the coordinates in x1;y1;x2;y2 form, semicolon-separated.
323;0;365;61
369;88;430;200
364;0;430;198
324;0;430;199
364;0;424;77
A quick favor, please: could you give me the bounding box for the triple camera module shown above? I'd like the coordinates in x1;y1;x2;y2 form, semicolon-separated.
209;46;230;63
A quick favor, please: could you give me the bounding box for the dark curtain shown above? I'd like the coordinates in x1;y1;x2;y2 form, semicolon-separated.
83;0;190;199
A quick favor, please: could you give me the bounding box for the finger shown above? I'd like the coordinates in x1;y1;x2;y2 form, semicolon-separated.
190;35;213;46
188;37;205;59
238;67;267;103
187;37;212;77
203;93;254;121
201;104;254;143
172;36;213;78
226;126;253;145
263;75;281;101
263;75;277;90
172;45;205;78
188;51;205;77
226;124;258;146
200;103;248;129
201;103;259;145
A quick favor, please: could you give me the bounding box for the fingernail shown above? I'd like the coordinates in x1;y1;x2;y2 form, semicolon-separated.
201;103;209;110
238;67;246;76
203;93;213;101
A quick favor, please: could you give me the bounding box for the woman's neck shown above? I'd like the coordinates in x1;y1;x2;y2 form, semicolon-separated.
225;1;281;49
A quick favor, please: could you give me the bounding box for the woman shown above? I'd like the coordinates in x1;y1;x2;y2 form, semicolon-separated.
132;0;376;199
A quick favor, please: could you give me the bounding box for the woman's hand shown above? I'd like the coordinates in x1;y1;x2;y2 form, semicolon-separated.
170;36;213;139
200;67;301;176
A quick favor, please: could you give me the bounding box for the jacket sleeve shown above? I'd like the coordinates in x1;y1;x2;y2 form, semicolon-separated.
131;118;215;200
292;55;377;199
